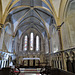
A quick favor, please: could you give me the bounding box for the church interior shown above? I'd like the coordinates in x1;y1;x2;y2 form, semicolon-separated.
0;0;75;75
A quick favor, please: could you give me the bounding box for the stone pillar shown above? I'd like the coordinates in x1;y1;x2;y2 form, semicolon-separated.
1;60;4;68
0;28;5;49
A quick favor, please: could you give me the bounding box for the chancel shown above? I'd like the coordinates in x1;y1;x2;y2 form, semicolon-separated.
0;0;75;75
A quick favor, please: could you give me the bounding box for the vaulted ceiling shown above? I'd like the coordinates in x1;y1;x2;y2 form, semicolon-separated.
4;0;55;38
0;0;75;55
0;0;70;38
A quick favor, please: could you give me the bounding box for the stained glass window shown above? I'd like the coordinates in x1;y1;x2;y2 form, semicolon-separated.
36;36;39;51
30;32;34;50
24;35;28;51
23;33;41;51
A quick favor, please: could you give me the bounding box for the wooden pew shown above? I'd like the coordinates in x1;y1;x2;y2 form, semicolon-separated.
51;68;75;75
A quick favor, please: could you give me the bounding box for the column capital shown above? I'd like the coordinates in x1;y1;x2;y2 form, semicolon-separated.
57;22;64;31
0;23;4;29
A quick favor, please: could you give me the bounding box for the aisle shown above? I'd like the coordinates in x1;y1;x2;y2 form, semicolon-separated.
19;73;41;75
18;68;41;75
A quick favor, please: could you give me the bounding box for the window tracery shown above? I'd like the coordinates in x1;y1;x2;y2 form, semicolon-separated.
23;33;41;51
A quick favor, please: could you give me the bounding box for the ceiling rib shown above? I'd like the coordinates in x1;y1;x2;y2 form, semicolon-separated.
18;21;45;29
35;8;51;17
20;24;44;39
34;9;50;39
12;8;30;15
18;15;45;27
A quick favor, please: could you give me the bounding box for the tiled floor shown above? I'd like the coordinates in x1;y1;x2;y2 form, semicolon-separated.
19;73;41;75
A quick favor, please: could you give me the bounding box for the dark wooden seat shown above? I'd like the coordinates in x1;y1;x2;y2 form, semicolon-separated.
0;67;11;75
51;68;75;75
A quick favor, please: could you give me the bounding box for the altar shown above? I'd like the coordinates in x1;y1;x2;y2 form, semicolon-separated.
23;58;40;67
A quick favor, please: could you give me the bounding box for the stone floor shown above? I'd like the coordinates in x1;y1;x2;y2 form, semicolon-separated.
19;73;41;75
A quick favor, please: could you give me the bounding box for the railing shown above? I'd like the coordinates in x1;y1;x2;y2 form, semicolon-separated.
50;48;75;73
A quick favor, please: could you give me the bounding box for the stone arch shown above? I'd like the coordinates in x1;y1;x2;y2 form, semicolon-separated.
21;27;44;52
0;0;2;23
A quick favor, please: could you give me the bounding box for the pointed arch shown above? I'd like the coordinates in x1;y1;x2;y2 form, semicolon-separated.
36;35;40;51
24;35;28;51
0;0;2;23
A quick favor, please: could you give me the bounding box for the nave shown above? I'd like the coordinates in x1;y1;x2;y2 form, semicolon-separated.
0;0;75;75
